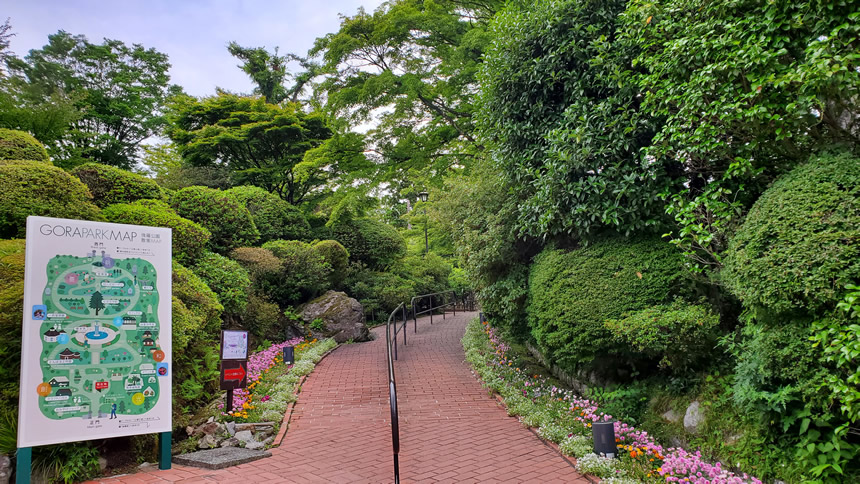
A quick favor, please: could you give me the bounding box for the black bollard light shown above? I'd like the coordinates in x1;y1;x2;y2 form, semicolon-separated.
283;346;294;365
592;420;617;458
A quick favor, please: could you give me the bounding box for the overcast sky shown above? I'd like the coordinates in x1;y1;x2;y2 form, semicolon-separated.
4;0;386;97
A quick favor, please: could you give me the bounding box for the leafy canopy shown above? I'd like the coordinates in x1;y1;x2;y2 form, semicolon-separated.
167;94;331;204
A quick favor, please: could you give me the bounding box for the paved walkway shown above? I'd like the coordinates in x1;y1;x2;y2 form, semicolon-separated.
85;311;587;483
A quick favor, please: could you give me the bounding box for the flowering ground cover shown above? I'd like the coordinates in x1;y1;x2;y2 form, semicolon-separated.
219;337;336;422
462;318;762;484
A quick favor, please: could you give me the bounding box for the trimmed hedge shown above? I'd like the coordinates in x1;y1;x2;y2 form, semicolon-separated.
527;237;687;371
192;251;251;317
101;200;210;264
313;240;349;285
71;163;165;207
229;247;283;302
0;160;104;238
172;261;223;351
261;240;331;305
0;128;49;162
330;218;406;269
0;239;25;408
226;186;311;243
170;186;260;254
722;151;860;318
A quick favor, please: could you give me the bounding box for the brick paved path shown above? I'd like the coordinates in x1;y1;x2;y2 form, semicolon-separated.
85;311;587;483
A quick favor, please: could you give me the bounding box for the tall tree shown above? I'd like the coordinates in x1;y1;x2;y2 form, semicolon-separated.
7;31;178;169
228;42;320;104
309;0;502;186
166;94;332;204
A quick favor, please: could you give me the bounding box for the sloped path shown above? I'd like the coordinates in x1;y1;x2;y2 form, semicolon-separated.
85;311;587;483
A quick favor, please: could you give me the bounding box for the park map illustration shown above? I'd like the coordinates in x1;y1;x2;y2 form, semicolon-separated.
36;251;165;420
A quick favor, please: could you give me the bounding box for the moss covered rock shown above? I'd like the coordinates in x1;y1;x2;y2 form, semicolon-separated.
0;160;104;238
0;128;49;162
298;290;369;343
71;163;165;207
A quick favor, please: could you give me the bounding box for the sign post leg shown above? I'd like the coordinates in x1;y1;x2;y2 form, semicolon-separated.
226;388;233;414
158;432;171;470
15;447;31;484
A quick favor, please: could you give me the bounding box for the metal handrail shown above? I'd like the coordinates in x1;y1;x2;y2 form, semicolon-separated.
384;290;475;483
386;302;407;484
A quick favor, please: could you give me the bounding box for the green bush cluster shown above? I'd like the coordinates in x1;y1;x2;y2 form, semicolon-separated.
527;237;687;372
605;300;719;370
0;128;49;162
101;200;210;264
261;240;331;305
330;218;406;269
191;251;251;317
226;186;311;243
71;163;165;207
170;186;259;253
0;240;25;409
243;293;282;338
0;160;104;238
312;240;349;286
171;261;223;351
722;151;860;318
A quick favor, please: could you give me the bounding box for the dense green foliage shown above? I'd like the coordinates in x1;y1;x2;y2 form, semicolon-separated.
167;94;330;204
261;240;331;305
723;152;860;318
312;240;349;286
0;159;104;238
169;186;259;253
478;0;669;239
226;185;311;243
7;31;177;169
527;238;687;372
605;300;719;371
191;251;251;318
102;200;210;264
172;261;223;351
330;218;406;270
71;162;165;207
0;239;25;409
0;128;50;162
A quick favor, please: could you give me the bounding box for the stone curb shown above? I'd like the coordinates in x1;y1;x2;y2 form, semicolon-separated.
272;344;340;446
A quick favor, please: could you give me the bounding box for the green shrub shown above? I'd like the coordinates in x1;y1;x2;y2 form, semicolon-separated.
330;218;406;269
226;186;311;242
243;293;282;339
344;262;414;321
527;237;687;371
605;300;720;370
0;240;25;408
261;240;331;305
0;160;104;238
313;240;349;286
102;200;210;264
394;253;452;296
172;261;223;351
722;151;860;318
71;163;165;207
191;251;251;317
170;186;259;253
0;128;49;162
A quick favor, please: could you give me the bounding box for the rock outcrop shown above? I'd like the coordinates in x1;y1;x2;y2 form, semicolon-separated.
299;291;370;343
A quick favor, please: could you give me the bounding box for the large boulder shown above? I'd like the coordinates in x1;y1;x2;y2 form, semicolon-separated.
299;291;370;343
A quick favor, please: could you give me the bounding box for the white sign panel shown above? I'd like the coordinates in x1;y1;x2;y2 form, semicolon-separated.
18;217;172;447
221;330;249;360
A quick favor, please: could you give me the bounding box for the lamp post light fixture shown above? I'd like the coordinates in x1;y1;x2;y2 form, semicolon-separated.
418;191;429;255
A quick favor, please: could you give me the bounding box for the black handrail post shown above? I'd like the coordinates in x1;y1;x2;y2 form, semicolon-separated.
402;304;407;346
453;290;456;316
413;300;417;333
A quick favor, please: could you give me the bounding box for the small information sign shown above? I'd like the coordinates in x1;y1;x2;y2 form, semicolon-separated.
220;330;248;360
219;360;247;390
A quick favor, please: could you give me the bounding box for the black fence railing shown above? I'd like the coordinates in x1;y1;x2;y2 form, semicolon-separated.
384;290;476;483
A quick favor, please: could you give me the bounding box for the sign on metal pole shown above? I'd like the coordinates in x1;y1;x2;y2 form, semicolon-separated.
18;217;172;448
220;330;248;360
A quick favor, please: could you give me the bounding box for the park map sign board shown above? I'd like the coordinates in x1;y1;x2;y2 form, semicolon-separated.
18;217;172;447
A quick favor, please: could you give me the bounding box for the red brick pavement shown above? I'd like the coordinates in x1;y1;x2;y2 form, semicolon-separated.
84;311;588;483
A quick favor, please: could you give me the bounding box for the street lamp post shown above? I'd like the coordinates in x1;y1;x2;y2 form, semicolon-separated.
418;191;429;255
